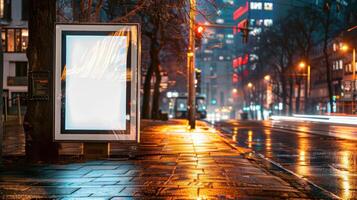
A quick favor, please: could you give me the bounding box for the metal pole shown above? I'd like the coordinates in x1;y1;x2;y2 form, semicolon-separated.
352;48;356;114
307;65;311;97
187;0;196;129
17;94;22;125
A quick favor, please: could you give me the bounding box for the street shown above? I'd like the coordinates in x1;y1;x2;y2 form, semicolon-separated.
215;120;357;200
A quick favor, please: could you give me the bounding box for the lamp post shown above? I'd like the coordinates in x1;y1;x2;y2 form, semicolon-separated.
298;61;311;112
187;0;196;129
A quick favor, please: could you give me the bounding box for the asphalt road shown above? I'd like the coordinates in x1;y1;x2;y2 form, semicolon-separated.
215;120;357;200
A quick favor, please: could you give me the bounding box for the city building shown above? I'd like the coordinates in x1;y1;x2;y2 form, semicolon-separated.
1;0;28;109
196;0;238;120
232;0;276;119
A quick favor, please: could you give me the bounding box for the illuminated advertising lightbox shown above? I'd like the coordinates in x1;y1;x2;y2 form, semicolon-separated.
54;24;140;141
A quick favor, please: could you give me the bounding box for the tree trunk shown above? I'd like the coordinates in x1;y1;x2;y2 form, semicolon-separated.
25;0;58;161
296;79;301;113
323;11;334;113
288;78;294;115
151;62;161;119
281;75;288;115
141;41;157;119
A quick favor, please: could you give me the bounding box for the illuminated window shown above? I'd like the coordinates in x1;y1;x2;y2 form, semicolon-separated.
216;18;224;24
216;34;224;39
7;29;14;52
256;19;263;26
1;31;5;48
0;0;4;18
15;29;21;52
226;39;234;44
264;19;273;26
1;28;29;52
264;2;273;10
250;2;262;10
250;28;262;36
21;29;28;51
226;34;234;39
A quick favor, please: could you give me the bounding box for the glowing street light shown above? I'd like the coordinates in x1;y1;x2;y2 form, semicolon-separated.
232;88;238;93
247;82;253;88
264;75;271;81
299;61;306;69
340;43;350;52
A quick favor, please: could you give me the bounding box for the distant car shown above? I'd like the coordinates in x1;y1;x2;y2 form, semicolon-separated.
174;96;206;119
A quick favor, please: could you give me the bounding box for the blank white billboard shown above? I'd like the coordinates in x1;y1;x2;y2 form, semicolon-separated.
54;24;140;141
65;35;127;130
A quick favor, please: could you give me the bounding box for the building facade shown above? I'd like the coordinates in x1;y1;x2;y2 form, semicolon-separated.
232;0;275;119
1;0;28;109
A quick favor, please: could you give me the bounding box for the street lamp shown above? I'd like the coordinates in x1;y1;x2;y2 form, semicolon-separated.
339;43;356;113
232;88;238;93
247;82;253;88
264;75;271;82
298;61;311;98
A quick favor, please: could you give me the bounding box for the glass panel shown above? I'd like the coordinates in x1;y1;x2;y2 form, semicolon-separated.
15;29;21;52
7;29;14;52
21;29;28;51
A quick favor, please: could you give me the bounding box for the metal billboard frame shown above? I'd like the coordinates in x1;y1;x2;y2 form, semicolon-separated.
54;24;140;142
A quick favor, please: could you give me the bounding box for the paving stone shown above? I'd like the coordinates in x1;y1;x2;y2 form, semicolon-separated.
0;120;316;199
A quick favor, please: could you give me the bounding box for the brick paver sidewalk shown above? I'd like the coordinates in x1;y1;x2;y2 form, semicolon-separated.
0;120;318;199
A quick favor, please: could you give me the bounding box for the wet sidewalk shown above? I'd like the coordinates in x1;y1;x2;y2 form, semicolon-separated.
0;120;319;199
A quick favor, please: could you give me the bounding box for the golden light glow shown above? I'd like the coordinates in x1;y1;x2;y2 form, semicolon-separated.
265;130;272;157
247;82;253;88
299;61;306;69
197;26;204;33
264;75;271;81
248;130;253;148
340;151;351;200
340;43;349;52
296;136;310;177
232;88;238;93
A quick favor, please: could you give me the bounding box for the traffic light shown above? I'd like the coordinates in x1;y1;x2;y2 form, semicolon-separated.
242;28;249;43
323;0;331;12
195;24;205;48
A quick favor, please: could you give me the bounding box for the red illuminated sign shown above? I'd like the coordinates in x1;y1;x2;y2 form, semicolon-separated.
233;1;248;20
233;54;249;68
232;73;239;83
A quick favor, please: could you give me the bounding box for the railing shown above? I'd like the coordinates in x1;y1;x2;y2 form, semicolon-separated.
7;76;28;86
4;94;26;125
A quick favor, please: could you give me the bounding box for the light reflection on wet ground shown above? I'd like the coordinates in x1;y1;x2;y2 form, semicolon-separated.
217;120;357;200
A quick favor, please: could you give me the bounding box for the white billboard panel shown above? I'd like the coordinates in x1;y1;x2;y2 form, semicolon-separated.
54;24;140;141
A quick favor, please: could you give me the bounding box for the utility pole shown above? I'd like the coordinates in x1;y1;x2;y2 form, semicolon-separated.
187;0;196;129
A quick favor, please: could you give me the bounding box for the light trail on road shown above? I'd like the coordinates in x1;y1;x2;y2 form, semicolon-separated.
271;114;357;125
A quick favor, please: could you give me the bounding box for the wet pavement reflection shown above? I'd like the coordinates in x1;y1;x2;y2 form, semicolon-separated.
0;120;319;199
216;120;357;200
